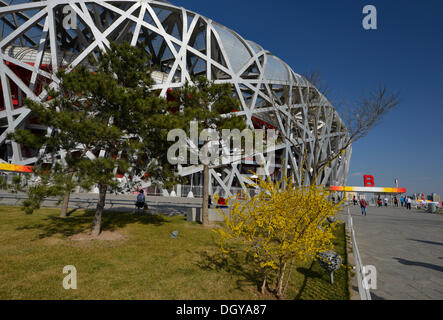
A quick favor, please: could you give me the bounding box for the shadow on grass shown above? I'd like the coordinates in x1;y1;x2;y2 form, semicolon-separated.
196;250;264;294
294;262;324;300
16;210;169;239
197;251;331;299
66;208;80;216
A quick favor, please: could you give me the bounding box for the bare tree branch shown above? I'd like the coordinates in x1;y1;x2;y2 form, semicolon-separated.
273;72;400;186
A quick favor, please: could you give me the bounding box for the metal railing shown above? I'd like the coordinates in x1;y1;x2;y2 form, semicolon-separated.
0;192;203;209
149;185;258;199
347;206;372;300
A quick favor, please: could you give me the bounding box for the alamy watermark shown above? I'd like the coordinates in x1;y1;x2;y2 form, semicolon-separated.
362;265;377;290
62;6;77;30
62;265;77;290
363;5;377;30
61;5;378;33
167;121;277;175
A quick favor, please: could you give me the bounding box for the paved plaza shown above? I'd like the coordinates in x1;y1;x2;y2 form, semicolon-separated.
347;205;443;300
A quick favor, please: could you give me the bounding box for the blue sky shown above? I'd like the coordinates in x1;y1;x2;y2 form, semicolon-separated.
181;0;443;197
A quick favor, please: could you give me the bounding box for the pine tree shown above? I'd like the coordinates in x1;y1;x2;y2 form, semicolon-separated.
10;42;182;234
10;43;246;232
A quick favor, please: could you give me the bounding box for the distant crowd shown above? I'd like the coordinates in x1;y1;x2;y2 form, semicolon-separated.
352;195;413;210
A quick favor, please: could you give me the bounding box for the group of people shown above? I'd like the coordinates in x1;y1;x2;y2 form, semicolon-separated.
400;196;413;210
376;196;390;207
353;194;413;216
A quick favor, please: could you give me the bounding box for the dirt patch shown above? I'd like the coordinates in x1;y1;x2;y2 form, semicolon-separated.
69;230;126;241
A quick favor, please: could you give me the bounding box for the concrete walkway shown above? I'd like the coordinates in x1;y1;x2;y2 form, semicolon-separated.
346;205;443;300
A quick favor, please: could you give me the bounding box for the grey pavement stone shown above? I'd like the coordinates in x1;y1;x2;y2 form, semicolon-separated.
345;205;443;300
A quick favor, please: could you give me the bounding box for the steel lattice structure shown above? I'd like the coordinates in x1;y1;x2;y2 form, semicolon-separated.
0;0;351;196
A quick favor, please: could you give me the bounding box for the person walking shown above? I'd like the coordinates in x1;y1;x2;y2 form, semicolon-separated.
406;197;412;210
384;197;388;207
394;197;398;207
360;198;368;216
400;196;404;207
353;195;357;206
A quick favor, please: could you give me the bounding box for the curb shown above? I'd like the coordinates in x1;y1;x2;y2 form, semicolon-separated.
345;221;360;300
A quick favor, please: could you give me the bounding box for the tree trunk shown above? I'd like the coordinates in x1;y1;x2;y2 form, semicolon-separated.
59;190;70;218
260;268;269;295
91;184;107;236
202;164;209;226
60;172;75;217
261;273;267;295
276;262;287;298
283;259;295;296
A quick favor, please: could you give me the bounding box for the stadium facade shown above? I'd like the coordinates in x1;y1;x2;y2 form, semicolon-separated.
0;0;352;197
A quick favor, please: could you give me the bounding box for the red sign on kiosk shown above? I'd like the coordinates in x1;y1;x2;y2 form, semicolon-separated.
363;175;375;187
331;173;406;193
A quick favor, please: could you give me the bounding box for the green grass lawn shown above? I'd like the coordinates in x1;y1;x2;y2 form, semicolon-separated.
0;205;349;300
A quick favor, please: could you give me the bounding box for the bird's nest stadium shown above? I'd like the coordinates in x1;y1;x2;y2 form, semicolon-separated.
0;0;351;198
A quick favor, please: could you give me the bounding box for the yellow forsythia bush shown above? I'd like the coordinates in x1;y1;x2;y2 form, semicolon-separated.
213;174;342;297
